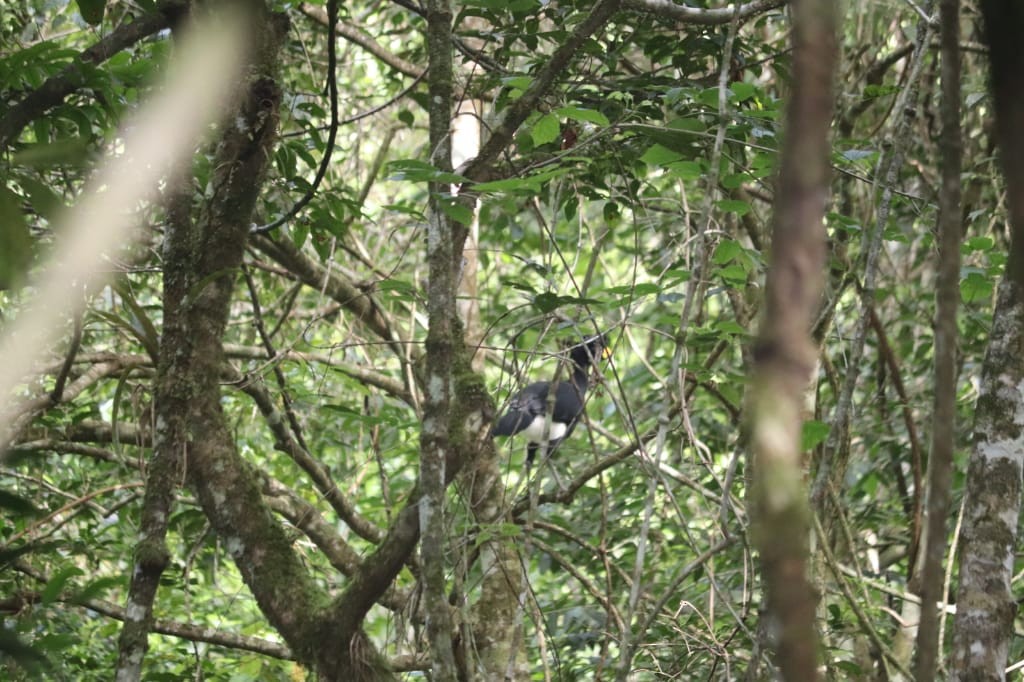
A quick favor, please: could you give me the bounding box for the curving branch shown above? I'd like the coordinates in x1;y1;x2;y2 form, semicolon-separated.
298;2;421;77
3;572;295;661
460;0;623;183
250;234;412;361
228;366;385;544
223;344;415;407
252;0;340;235
622;0;785;24
0;1;187;151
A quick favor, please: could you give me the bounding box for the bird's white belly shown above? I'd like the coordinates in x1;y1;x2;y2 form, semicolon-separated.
521;415;568;443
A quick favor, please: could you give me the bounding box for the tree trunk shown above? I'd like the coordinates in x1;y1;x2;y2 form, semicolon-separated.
951;5;1024;678
747;0;836;679
913;0;961;677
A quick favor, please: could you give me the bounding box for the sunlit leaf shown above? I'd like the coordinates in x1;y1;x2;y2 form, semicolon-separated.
41;566;84;606
531;113;561;146
801;420;830;451
555;106;610;127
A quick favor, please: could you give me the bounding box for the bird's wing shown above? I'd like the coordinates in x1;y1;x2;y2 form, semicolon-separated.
492;381;550;436
550;380;585;424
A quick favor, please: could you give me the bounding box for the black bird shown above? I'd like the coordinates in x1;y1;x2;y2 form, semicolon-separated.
492;335;610;467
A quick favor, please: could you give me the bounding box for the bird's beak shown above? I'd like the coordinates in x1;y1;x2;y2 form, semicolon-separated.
602;345;612;360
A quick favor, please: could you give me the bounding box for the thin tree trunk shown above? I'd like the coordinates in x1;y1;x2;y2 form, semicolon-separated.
114;164;194;682
950;2;1024;679
747;0;836;679
422;0;458;679
913;0;961;677
115;13;250;679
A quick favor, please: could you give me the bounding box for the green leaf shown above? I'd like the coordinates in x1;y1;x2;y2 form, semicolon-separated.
640;144;684;166
717;263;748;284
374;278;417;297
501;75;533;90
554;106;610;126
715;199;750;216
438;198;474;225
713;320;748;336
960;271;993;303
730;81;757;102
531;113;561;146
601;282;660;297
532;292;601;313
473;167;571;193
75;0;105;25
12;137;90;168
712;239;742;265
963;236;994;253
0;187;32;289
801;420;830;451
697;87;725;107
721;173;746;190
386;159;467;184
292;221;309;249
71;576;123;604
112;281;160;363
41;566;84;606
665;161;703;180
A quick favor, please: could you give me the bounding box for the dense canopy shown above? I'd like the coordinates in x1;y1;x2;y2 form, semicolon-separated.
1;0;1021;680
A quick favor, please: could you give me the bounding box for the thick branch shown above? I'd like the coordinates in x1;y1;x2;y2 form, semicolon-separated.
950;1;1024;679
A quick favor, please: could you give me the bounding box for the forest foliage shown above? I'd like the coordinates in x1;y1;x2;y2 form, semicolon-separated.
0;0;1018;680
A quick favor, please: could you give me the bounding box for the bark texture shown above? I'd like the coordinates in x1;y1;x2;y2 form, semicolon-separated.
114;157;195;682
421;0;458;679
747;0;836;679
121;9;386;680
913;0;961;676
951;4;1024;678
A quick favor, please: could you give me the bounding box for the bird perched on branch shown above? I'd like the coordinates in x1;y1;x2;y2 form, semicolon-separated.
492;335;611;468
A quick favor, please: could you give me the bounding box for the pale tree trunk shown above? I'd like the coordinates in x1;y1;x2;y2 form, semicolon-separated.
950;4;1024;678
453;99;484;370
422;0;459;680
747;0;836;680
452;96;529;679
